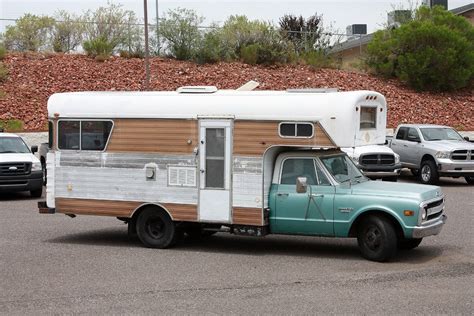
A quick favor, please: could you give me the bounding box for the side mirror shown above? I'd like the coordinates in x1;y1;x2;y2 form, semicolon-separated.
31;145;38;154
464;136;470;141
296;177;308;193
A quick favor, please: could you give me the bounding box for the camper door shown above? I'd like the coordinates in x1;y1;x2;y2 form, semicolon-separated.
198;120;232;222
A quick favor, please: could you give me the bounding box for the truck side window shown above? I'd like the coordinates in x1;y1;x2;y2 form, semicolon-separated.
280;158;317;185
315;162;331;185
407;128;420;142
396;127;407;140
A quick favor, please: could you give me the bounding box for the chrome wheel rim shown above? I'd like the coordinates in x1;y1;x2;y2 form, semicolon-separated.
421;165;431;182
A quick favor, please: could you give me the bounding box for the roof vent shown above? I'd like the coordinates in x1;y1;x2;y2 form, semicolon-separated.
287;88;338;93
176;86;218;94
236;80;260;91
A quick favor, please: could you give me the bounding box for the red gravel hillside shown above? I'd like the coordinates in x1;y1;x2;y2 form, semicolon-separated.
0;52;472;131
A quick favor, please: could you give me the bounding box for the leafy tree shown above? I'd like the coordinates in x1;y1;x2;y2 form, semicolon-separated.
82;3;139;56
159;8;204;60
279;13;329;53
3;14;54;51
51;10;83;53
367;6;474;91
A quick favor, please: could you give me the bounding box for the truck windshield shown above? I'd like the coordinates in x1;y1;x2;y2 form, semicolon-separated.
0;137;31;153
320;154;366;184
420;128;464;141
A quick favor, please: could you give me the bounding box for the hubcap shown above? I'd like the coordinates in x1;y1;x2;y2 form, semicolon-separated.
421;165;431;182
145;217;165;239
364;226;382;251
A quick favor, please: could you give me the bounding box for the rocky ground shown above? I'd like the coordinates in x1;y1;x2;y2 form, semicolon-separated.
0;52;473;131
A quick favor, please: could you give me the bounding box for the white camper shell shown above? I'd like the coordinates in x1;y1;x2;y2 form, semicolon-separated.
42;88;387;228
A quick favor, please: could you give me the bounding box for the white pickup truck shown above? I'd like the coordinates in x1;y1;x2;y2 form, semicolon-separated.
341;145;402;181
388;124;474;185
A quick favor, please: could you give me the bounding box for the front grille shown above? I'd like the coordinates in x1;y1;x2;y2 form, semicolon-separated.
0;180;28;185
451;150;474;161
425;197;444;221
360;154;395;165
0;163;31;175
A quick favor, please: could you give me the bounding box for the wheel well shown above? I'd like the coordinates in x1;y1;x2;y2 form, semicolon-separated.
130;203;173;223
421;154;435;164
348;210;404;239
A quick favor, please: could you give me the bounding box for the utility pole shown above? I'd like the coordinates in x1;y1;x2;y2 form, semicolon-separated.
143;0;150;90
155;0;160;55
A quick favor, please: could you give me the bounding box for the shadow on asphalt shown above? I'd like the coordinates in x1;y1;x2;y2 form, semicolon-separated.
46;227;443;263
0;191;43;201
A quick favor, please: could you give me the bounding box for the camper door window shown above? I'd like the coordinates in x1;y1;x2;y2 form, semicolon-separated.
360;107;377;129
58;120;113;151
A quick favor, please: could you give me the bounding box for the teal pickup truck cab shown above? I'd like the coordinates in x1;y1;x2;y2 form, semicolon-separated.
269;150;446;261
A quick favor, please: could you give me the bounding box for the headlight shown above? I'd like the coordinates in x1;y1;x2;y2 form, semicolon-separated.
421;208;427;221
394;153;400;164
32;162;42;171
435;151;451;159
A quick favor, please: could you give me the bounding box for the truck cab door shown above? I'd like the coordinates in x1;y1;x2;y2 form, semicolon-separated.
404;127;422;166
271;158;335;236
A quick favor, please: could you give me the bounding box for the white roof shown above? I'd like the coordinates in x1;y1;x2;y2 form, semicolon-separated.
0;132;20;138
48;89;385;120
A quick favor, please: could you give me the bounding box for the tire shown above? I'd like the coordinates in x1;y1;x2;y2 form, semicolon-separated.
465;176;474;185
30;187;43;198
410;169;420;177
127;217;138;241
136;207;180;248
357;215;397;262
419;160;439;185
398;238;422;250
41;159;47;186
382;176;398;182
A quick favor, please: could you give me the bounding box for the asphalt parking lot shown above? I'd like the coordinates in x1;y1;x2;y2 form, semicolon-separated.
0;173;473;314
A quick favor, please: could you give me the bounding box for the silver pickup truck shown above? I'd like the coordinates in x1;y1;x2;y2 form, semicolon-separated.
389;124;474;185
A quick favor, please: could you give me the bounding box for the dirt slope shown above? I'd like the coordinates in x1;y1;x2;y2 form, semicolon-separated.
0;53;472;131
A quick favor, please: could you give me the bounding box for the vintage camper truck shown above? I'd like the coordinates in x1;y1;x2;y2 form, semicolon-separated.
38;87;446;262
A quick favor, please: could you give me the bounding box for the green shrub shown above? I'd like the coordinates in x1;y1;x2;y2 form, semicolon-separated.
0;120;24;132
367;6;474;91
300;50;333;69
83;37;114;58
240;44;259;65
0;90;6;99
241;40;294;65
194;31;222;64
0;62;9;82
0;44;6;60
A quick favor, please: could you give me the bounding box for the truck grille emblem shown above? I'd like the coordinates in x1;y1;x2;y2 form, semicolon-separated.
9;166;18;171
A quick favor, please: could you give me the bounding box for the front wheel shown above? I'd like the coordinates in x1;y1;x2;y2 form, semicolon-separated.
357;216;397;262
398;238;422;250
465;176;474;185
136;208;180;248
419;160;439;185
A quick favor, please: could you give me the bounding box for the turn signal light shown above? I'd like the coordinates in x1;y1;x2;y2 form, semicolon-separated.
404;210;415;216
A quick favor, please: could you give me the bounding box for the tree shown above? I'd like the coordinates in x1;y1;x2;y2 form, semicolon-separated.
3;14;54;51
82;3;140;56
279;13;329;53
158;8;204;60
51;10;83;53
367;6;474;91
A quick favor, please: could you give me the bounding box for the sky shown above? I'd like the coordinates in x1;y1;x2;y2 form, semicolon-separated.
0;0;472;36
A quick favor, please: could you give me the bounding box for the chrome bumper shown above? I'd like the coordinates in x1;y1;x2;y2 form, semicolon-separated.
363;169;401;178
412;214;447;238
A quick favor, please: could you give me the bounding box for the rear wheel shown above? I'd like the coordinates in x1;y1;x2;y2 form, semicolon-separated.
398;238;422;250
419;160;439;185
357;216;397;262
465;176;474;185
136;207;180;248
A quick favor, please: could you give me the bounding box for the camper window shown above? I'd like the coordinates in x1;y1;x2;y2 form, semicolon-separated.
58;120;113;151
48;121;53;149
360;107;377;129
279;122;314;138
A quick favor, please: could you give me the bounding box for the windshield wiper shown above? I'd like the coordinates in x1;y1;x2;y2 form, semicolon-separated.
0;151;18;153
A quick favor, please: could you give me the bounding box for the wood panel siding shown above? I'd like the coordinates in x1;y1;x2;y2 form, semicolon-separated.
55;198;198;221
232;207;264;226
107;119;198;154
233;121;335;156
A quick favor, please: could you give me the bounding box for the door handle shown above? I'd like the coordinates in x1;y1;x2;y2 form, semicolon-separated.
403;144;408;147
277;193;289;197
200;169;205;173
311;194;324;198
